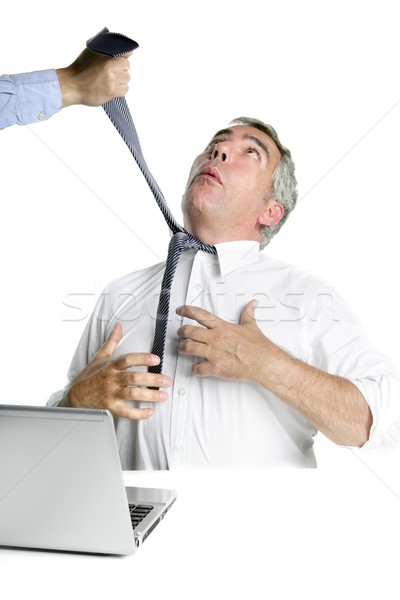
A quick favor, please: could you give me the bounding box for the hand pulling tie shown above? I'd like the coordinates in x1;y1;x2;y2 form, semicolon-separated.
86;28;216;379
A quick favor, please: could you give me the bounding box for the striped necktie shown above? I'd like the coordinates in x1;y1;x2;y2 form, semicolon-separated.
87;28;217;375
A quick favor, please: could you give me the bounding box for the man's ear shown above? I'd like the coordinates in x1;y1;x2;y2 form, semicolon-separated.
258;199;285;227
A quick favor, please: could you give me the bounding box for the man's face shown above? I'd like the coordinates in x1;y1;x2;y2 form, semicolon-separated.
181;125;283;244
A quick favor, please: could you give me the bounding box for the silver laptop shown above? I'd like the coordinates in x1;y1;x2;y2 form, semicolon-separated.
0;404;176;555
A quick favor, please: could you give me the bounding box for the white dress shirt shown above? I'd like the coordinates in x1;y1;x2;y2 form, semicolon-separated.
48;241;400;469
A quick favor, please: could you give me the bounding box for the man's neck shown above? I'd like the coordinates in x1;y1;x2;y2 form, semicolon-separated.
184;225;261;247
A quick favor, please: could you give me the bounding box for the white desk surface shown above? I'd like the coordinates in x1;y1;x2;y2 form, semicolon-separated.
2;447;400;600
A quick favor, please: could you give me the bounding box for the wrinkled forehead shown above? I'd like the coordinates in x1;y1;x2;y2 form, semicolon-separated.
209;125;282;163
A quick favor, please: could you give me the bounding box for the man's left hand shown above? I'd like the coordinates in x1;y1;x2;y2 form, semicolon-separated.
176;301;282;384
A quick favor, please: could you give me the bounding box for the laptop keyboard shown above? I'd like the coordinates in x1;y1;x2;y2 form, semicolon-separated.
129;504;154;530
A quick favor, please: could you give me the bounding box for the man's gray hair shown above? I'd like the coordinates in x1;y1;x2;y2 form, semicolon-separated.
229;117;298;248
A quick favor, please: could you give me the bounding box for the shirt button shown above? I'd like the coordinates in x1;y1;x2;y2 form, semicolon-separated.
178;387;186;396
175;446;184;456
195;283;202;291
37;111;45;121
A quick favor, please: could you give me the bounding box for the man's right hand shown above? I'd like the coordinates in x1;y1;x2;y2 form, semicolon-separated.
56;48;131;108
63;322;171;420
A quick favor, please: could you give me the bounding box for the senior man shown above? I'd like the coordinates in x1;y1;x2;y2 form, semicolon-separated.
48;116;399;469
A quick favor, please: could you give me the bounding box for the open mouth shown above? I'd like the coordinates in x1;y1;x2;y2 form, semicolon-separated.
197;166;222;185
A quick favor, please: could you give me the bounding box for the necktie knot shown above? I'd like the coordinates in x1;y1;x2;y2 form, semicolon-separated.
184;232;217;255
169;231;217;257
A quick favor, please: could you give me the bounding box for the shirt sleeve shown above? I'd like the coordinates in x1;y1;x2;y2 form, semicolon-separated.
307;285;400;450
0;69;62;130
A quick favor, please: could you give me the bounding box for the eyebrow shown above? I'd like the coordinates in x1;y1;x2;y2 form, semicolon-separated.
243;134;270;159
208;128;271;159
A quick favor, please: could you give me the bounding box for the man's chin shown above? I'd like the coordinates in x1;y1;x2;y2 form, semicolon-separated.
183;186;223;212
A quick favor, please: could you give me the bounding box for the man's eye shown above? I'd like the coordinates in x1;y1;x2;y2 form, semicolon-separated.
246;147;260;159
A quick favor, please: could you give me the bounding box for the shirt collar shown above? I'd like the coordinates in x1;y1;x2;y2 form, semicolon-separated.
214;240;260;276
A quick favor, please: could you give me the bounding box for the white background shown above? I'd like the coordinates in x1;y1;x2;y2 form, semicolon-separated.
1;2;400;593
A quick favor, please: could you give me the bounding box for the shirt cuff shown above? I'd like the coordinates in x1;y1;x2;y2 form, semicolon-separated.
47;389;66;407
12;69;62;125
351;374;400;449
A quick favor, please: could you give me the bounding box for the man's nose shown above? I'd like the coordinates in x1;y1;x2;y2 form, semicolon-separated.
212;142;228;162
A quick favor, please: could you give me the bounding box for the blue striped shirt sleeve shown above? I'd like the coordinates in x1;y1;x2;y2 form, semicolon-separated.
0;69;62;130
